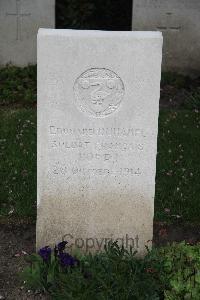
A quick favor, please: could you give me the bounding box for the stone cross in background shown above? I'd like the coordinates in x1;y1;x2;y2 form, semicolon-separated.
6;0;31;41
0;0;55;66
156;13;181;61
132;0;200;76
156;12;181;34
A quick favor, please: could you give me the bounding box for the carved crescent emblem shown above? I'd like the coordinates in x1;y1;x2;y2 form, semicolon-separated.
73;68;125;118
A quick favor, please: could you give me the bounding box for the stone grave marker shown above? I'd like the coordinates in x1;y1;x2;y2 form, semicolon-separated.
0;0;55;66
37;29;163;255
132;0;200;76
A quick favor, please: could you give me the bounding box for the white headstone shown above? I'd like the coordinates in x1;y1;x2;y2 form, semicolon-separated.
37;29;163;255
0;0;55;66
132;0;200;76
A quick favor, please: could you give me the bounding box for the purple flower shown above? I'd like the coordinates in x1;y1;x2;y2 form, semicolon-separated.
57;241;68;252
58;252;78;268
38;246;51;262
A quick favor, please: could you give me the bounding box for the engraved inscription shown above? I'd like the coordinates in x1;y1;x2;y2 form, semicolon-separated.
74;68;125;118
48;125;148;178
78;153;119;162
49;126;145;137
52;162;142;177
6;0;31;41
50;140;144;152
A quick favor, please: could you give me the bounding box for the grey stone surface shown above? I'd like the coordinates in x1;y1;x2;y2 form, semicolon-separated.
132;0;200;76
37;29;163;255
0;0;55;66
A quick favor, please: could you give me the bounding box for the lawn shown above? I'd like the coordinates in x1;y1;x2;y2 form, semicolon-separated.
155;109;200;222
0;108;36;217
0;66;199;223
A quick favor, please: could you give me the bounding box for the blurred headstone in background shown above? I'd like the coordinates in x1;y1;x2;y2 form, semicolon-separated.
0;0;55;66
132;0;200;77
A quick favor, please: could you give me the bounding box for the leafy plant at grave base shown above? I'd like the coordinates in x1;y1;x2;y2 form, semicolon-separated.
21;241;200;299
161;242;200;299
0;65;36;106
22;241;163;300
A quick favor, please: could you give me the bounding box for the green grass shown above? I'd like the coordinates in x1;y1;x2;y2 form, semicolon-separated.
0;107;199;222
0;108;36;216
155;109;200;222
161;72;191;89
0;65;36;107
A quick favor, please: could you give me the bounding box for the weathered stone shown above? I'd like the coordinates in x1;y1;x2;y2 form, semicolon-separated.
37;29;163;255
0;0;55;66
132;0;200;76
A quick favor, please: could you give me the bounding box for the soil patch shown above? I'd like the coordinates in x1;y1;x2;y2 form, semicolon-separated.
0;223;49;300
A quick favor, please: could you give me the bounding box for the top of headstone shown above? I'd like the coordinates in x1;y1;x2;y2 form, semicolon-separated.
38;28;162;39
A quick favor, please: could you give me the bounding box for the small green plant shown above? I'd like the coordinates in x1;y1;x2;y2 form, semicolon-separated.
157;242;200;299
